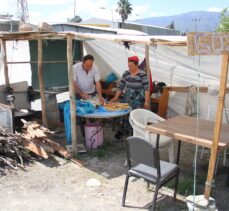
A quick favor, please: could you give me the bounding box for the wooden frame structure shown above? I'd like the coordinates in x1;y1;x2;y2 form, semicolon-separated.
0;31;186;155
0;32;79;155
0;31;228;203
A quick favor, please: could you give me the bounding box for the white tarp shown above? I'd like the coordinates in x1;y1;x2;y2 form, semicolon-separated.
0;35;228;118
84;39;229;119
0;41;31;85
73;32;187;45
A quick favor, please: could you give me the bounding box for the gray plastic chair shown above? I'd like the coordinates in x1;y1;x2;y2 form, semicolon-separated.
122;136;180;211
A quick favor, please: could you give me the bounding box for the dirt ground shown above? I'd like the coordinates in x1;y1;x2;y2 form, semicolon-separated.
0;124;229;211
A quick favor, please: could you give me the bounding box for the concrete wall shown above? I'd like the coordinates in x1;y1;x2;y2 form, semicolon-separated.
0;103;14;132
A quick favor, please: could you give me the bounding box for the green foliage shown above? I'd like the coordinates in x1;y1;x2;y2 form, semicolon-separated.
67;15;82;23
166;176;205;196
167;21;175;30
117;0;133;27
88;142;112;158
217;7;229;32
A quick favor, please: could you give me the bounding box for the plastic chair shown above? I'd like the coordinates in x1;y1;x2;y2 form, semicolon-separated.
129;109;175;163
200;105;229;167
122;137;180;210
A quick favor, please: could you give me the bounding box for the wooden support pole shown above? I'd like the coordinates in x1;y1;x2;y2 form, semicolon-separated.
204;54;229;199
2;40;10;86
37;38;48;127
80;41;84;61
67;35;77;154
145;44;151;108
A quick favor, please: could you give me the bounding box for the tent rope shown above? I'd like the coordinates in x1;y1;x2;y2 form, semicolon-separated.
192;54;201;206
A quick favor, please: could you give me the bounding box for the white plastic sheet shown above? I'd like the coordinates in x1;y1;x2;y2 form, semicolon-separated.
84;39;229;118
0;41;31;85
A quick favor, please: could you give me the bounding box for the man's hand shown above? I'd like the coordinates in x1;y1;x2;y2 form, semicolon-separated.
98;95;106;105
80;92;89;100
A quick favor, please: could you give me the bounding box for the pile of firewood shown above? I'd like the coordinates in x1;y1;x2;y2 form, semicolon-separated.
0;120;83;173
21;119;71;160
0;126;30;172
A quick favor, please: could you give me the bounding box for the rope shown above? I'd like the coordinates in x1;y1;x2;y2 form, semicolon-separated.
224;102;229;124
192;53;201;208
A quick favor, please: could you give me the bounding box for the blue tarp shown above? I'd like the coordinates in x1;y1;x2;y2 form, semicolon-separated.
58;100;130;145
58;100;95;145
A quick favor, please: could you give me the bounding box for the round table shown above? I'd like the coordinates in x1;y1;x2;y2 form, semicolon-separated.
77;109;132;119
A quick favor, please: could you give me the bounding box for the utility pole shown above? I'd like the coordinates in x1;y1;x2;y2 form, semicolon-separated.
191;18;200;32
17;0;30;23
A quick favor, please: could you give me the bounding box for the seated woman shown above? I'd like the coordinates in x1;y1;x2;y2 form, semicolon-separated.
110;56;150;139
110;56;150;109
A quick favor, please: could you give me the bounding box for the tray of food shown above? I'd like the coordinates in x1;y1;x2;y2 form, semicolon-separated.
103;103;130;112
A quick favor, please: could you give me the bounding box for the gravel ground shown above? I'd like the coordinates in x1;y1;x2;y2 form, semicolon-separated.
0;126;228;211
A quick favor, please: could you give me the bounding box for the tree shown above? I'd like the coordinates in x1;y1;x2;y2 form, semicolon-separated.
67;15;82;23
167;21;175;30
217;7;229;32
117;0;133;28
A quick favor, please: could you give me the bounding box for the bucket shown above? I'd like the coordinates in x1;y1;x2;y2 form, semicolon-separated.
186;195;217;211
85;123;103;150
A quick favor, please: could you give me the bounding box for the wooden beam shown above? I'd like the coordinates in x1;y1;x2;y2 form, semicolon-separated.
37;38;48;127
7;60;79;64
80;41;84;61
145;44;151;109
153;41;187;46
204;54;229;199
167;86;229;93
2;40;10;86
67;35;77;154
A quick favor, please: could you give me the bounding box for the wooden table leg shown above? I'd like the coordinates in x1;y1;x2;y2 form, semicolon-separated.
176;140;181;165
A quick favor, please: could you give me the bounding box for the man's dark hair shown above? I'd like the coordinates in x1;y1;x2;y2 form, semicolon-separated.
83;54;94;63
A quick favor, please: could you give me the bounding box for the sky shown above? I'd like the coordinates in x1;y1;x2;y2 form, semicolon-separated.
0;0;228;24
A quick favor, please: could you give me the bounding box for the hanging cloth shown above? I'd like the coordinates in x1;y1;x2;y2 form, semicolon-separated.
185;86;197;116
138;58;153;94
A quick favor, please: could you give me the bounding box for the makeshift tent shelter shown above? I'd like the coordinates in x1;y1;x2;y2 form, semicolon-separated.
0;31;228;204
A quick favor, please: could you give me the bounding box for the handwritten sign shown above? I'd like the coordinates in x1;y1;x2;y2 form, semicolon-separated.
187;32;229;56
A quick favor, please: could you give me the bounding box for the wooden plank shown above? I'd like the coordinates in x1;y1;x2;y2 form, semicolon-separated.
167;86;229;93
70;157;84;167
204;54;229;199
154;41;187;46
2;40;9;86
187;32;229;56
37;38;48;127
7;60;79;64
67;35;77;154
168;86;208;93
146;115;229;149
41;138;71;159
21;138;48;159
21;119;40;129
27;127;46;138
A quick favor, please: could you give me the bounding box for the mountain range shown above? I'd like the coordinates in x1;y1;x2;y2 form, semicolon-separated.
133;11;223;33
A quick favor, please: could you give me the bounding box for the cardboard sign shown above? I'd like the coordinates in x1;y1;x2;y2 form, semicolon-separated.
187;32;229;56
